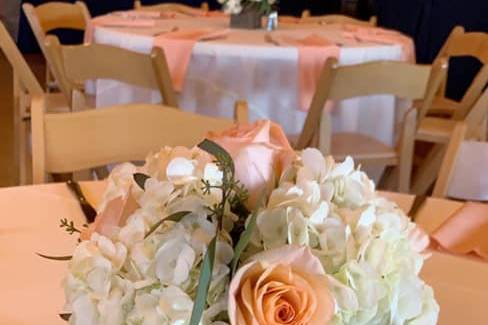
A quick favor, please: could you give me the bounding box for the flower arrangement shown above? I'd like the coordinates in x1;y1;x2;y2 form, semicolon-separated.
54;120;438;325
218;0;277;15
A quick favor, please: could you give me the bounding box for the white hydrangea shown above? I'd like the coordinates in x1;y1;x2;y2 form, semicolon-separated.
247;148;439;325
64;148;232;325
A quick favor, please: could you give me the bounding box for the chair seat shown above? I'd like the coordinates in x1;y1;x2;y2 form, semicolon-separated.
416;117;457;143
331;132;398;165
45;93;70;113
427;97;460;117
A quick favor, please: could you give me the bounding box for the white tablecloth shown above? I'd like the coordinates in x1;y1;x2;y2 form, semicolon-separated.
90;17;411;145
1;182;487;324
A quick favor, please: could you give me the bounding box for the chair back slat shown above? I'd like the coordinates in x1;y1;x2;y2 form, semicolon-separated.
32;2;88;32
327;61;432;100
63;43;159;89
44;35;177;107
31;100;248;183
435;26;488;119
440;27;488;64
296;58;447;150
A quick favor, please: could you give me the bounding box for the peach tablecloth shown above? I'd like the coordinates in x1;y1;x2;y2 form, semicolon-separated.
3;184;486;324
87;14;413;146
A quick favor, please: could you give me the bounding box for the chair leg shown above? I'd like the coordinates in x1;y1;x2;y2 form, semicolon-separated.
397;108;416;193
411;144;446;195
18;120;29;185
432;122;467;198
378;166;397;191
479;115;488;141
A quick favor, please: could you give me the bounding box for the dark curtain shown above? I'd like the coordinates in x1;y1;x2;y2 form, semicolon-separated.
376;0;488;100
278;0;341;17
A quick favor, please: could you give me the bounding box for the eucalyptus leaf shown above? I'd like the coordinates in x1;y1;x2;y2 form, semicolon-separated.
133;173;151;190
59;313;71;321
144;211;191;239
198;139;234;174
230;211;257;277
189;236;217;325
36;253;72;261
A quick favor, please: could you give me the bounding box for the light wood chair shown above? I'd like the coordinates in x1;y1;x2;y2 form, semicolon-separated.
44;35;178;110
134;1;209;15
0;21;69;184
431;89;488;200
31;99;249;184
411;28;488;195
295;58;447;192
300;14;377;27
22;1;90;93
427;27;488;122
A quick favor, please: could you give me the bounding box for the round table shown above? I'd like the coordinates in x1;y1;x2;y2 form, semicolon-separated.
88;12;413;145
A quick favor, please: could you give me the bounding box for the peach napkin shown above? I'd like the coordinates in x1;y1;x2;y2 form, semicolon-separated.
431;202;488;260
271;34;340;111
153;28;229;90
342;24;415;62
85;16;157;42
111;10;162;19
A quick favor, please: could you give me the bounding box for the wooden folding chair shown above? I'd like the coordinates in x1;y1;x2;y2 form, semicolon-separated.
22;1;90;93
411;29;488;195
0;21;70;184
295;58;447;193
44;35;177;110
134;1;209;15
432;89;488;199
300;14;377;26
31;98;248;184
427;27;488;123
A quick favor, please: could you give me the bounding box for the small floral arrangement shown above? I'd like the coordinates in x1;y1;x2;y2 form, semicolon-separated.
51;120;438;325
218;0;277;15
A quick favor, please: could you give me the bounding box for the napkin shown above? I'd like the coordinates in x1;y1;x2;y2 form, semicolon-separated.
111;10;162;19
94;16;156;28
431;202;488;260
270;34;340;111
154;28;230;90
342;24;415;62
85;17;157;43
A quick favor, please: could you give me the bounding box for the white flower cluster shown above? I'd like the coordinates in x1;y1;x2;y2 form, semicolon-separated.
63;144;438;325
247;148;439;324
64;147;233;325
218;0;276;15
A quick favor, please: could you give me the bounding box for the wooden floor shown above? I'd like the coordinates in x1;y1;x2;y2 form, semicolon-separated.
0;53;45;187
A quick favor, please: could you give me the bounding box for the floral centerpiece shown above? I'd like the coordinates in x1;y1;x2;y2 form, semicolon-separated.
50;120;438;325
219;0;277;29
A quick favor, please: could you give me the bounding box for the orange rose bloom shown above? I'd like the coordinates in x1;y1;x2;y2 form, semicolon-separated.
228;246;335;325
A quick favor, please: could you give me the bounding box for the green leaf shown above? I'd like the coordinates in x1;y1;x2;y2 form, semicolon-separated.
59;313;71;321
230;211;257;277
134;173;151;190
189;236;217;325
230;191;267;277
144;211;192;239
198;139;234;174
36;253;72;261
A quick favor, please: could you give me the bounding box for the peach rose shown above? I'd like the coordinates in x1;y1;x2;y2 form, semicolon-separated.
228;245;335;325
208;120;296;208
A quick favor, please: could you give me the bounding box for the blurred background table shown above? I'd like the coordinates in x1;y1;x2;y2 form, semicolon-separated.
89;14;411;144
